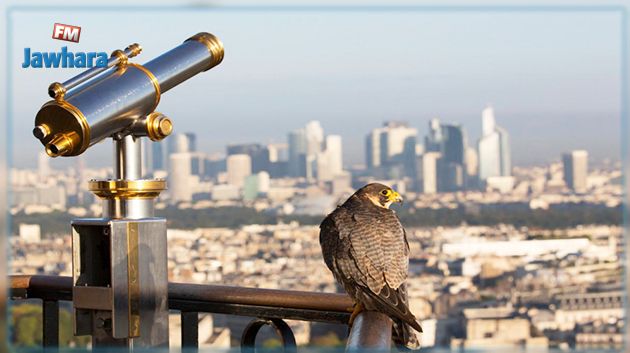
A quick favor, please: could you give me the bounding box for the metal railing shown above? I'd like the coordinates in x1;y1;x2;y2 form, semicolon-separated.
9;275;393;352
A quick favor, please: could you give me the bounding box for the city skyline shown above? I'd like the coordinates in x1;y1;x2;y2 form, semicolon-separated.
19;106;613;175
12;105;609;211
14;108;621;171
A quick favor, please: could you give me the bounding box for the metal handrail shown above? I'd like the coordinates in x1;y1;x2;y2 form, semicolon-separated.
9;275;391;352
9;275;393;352
10;274;352;322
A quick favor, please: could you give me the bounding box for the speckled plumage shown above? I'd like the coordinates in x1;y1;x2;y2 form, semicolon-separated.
319;183;422;349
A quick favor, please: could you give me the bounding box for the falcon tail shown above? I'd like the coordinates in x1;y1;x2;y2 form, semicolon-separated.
393;319;421;350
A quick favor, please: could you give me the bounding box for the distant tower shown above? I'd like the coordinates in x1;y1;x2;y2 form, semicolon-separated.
287;121;340;180
227;143;270;173
152;141;165;171
185;132;197;152
424;118;443;153
305;120;324;155
365;128;383;170
288;129;307;177
304;121;324;180
267;143;288;162
257;171;271;193
379;121;418;164
465;147;479;187
323;134;343;179
169;133;195;155
37;152;50;182
315;135;342;182
169;153;193;203
226;154;252;187
478;106;511;181
424;118;467;191
416;152;441;194
563;150;588;192
366;121;417;178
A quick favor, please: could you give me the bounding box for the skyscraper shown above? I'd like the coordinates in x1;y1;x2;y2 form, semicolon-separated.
287;121;340;180
424;118;467;191
203;154;227;179
189;152;207;177
37;152;50;182
416;152;441;194
325;135;343;177
165;133;196;172
379;121;418;165
185;132;197;153
304;121;325;179
169;133;196;155
366;121;417;178
169;153;193;203
465;147;479;187
227;143;271;173
267;143;289;162
151;141;165;171
478;106;511;181
425;119;443;153
315;135;343;182
365;128;383;170
305;120;324;155
226;154;252;187
563;150;588;193
288;129;307;178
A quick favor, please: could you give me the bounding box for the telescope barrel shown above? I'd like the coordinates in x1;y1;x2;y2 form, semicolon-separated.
49;43;143;99
34;32;223;157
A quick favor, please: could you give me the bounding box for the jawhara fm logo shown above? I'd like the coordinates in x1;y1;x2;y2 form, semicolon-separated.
22;23;108;69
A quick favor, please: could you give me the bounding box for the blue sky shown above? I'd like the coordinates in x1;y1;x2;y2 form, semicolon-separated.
8;6;622;168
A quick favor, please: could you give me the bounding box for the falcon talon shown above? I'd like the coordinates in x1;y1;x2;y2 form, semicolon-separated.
348;303;364;326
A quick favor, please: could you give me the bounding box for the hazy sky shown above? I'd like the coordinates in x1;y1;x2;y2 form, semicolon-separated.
8;7;622;169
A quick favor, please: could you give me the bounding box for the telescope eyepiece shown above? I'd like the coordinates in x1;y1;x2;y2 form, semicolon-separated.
45;132;78;157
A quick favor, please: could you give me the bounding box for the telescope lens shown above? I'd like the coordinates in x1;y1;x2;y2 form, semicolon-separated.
33;125;49;140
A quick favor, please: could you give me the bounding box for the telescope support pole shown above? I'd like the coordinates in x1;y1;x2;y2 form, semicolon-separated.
73;134;169;349
115;135;142;180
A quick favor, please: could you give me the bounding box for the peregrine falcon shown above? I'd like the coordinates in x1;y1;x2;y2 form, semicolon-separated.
319;183;422;349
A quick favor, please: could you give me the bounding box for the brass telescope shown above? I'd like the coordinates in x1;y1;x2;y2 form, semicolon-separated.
34;32;224;157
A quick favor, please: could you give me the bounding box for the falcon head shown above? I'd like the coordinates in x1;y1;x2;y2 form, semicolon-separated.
355;183;403;209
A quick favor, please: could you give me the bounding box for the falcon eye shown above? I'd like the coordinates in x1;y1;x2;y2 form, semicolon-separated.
381;189;390;196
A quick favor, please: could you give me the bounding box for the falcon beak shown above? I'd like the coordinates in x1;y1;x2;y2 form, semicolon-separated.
390;191;403;204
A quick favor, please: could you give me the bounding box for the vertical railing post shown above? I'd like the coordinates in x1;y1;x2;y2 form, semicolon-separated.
181;311;199;349
42;300;59;348
346;311;392;352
